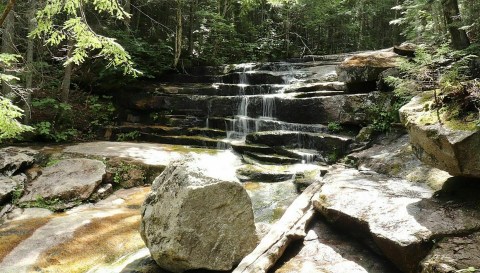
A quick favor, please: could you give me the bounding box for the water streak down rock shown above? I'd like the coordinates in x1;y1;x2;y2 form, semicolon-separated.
140;158;257;273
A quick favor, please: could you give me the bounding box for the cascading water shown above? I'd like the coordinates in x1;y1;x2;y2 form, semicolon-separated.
218;61;308;150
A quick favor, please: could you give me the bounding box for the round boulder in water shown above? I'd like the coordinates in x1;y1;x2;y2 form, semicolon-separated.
140;157;258;273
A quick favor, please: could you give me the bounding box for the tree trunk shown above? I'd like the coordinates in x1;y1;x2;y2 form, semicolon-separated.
0;0;16;27
173;0;183;68
123;0;131;26
60;42;74;103
441;0;470;49
2;8;15;96
24;4;36;124
187;0;195;57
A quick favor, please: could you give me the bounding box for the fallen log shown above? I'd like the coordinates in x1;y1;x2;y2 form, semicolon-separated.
232;181;322;273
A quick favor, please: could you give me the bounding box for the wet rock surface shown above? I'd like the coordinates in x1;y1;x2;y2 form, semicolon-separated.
19;158;106;205
400;91;480;177
140;158;257;273
313;166;480;273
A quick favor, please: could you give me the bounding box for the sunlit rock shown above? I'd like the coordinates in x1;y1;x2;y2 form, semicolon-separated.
400;91;480;178
273;218;400;273
313;167;480;273
336;49;400;92
19;158;106;207
348;134;451;189
0;147;38;176
140;157;257;273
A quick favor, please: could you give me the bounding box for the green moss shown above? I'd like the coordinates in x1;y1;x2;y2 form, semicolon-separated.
271;207;286;222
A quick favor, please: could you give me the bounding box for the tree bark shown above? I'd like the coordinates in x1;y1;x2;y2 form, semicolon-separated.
187;0;195;58
123;0;131;26
24;4;36;124
60;42;74;103
232;182;322;273
2;7;15;96
173;0;182;68
441;0;470;49
0;0;16;27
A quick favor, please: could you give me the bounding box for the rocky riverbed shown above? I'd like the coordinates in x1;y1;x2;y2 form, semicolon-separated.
1;48;480;273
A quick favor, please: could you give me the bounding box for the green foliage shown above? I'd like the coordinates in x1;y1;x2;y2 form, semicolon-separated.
85;95;116;128
367;95;411;133
34;121;78;142
11;185;24;204
0;53;32;142
0;97;33;142
326;148;339;164
116;131;141;141
327;122;342;133
20;195;70;211
31;98;79;142
112;162;144;184
31;0;140;75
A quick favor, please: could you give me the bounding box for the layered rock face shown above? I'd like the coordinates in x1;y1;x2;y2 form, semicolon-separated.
336;49;401;92
140;158;257;273
400;91;480;177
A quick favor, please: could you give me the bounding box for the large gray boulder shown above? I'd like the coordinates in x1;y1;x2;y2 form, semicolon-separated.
0;147;37;176
400;91;480;177
313;167;480;273
140;158;257;273
20;158;106;204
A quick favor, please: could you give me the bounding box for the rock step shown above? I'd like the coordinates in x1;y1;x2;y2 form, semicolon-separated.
207;116;329;134
120;91;393;126
292;90;345;98
221;72;290;85
151;83;288;96
101;124;226;140
231;141;276;155
236;164;295;182
284;82;345;93
246;131;353;158
277;148;323;163
143;135;230;149
243;152;300;165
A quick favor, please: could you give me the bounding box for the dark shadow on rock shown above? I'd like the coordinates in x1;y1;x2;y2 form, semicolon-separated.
268;213;401;273
119;254;232;273
404;176;480;272
407;176;480;240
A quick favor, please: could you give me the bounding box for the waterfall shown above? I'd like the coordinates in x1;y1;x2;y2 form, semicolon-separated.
261;95;276;119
